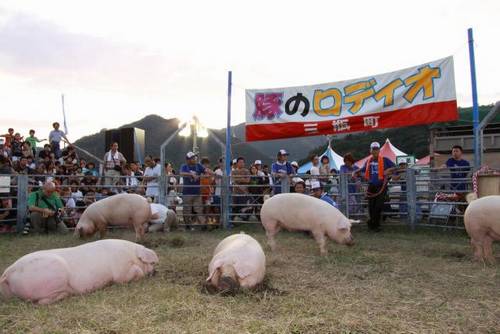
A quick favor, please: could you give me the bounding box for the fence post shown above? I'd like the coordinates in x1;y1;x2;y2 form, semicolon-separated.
281;177;290;194
406;168;417;230
339;173;349;217
222;175;231;229
16;175;28;233
158;174;166;206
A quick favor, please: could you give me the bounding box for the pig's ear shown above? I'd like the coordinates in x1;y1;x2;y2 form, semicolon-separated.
137;247;159;264
207;260;223;281
338;218;350;230
234;264;251;279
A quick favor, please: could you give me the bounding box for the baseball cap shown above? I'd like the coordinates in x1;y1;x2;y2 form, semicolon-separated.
254;160;262;165
186;151;197;159
278;149;288;156
311;180;321;190
291;161;299;167
370;142;381;150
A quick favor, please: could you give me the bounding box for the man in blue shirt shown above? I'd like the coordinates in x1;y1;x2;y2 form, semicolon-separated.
271;149;294;194
311;181;338;208
443;145;471;192
353;142;396;232
180;152;210;229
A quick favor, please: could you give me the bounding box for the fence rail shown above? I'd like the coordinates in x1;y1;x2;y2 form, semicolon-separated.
0;165;479;234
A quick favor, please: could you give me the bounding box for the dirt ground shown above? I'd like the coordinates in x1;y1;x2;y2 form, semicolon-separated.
0;225;499;333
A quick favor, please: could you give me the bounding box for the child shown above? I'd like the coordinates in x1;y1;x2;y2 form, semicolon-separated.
26;130;46;157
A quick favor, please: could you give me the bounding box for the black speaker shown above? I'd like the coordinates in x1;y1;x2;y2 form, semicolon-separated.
104;128;145;164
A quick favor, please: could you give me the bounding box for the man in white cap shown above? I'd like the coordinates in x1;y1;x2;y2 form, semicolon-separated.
271;149;293;194
310;180;337;207
180;151;211;229
353;142;396;232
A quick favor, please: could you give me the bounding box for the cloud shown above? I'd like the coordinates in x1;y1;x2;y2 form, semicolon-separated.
0;12;188;93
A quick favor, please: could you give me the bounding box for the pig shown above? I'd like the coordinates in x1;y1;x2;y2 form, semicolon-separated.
0;239;159;305
464;194;500;264
260;193;358;255
206;233;266;293
75;193;151;242
147;203;177;233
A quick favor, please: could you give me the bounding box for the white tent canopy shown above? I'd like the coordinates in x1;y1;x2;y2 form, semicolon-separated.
298;145;344;173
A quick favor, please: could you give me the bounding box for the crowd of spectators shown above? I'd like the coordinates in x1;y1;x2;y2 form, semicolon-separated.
0;123;473;234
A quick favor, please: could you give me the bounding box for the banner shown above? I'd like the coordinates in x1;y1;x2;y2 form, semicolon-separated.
245;56;457;141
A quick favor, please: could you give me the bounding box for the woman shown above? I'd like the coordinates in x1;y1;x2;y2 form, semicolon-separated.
339;153;361;215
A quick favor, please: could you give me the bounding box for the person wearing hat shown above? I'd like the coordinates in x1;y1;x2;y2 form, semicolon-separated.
310;180;337;207
180;152;211;229
353;142;396;232
271;149;293;194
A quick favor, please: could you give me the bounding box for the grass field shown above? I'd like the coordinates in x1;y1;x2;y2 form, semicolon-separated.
0;225;499;334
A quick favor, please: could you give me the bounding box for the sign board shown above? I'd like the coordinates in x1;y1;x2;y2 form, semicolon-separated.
246;57;457;141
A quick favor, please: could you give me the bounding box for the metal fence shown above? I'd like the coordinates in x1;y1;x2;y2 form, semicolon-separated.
0;166;475;234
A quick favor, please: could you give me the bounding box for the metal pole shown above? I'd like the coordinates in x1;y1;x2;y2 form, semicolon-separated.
468;28;480;168
223;71;232;229
159;125;186;205
340;173;349;217
16;175;28;233
406;168;417;230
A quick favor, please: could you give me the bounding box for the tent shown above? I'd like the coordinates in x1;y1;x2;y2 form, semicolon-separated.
354;139;407;168
298;145;344;173
416;153;440;165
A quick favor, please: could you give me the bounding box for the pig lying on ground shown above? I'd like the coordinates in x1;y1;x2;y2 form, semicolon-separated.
75;193;151;242
0;239;158;304
260;193;357;255
148;203;177;232
206;233;265;293
464;194;500;264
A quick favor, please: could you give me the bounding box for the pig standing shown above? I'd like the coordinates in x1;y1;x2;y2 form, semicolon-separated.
464;195;500;264
261;193;357;255
75;193;151;242
0;239;158;304
206;233;266;293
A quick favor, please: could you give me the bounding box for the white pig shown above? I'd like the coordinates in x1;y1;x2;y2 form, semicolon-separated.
75;193;151;242
464;194;500;264
0;239;159;305
260;193;357;255
206;233;266;293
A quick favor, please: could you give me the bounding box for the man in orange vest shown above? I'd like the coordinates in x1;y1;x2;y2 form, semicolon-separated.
353;142;396;232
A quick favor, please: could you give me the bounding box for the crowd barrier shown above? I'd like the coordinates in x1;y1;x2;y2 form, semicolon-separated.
0;166;474;234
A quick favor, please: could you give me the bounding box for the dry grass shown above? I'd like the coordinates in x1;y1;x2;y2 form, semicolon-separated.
0;225;499;334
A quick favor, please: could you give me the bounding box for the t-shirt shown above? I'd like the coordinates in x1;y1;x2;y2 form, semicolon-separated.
271;161;293;194
49;130;65;143
445;158;471;191
214;168;224;197
320;193;338;208
144;164;162;197
310;165;320;177
360;157;395;186
28;190;63;210
180;163;205;195
26;136;41;149
150;203;169;224
340;164;360;193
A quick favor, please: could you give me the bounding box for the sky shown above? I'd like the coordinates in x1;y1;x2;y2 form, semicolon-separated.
0;0;499;143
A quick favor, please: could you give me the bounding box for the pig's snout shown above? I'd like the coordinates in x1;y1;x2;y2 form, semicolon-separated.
345;236;355;247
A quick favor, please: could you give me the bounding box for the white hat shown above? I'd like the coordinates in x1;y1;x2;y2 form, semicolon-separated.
291;161;299;167
232;158;237;164
370;142;381;150
254;160;262;165
310;180;321;190
278;149;288;156
186;151;197;159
